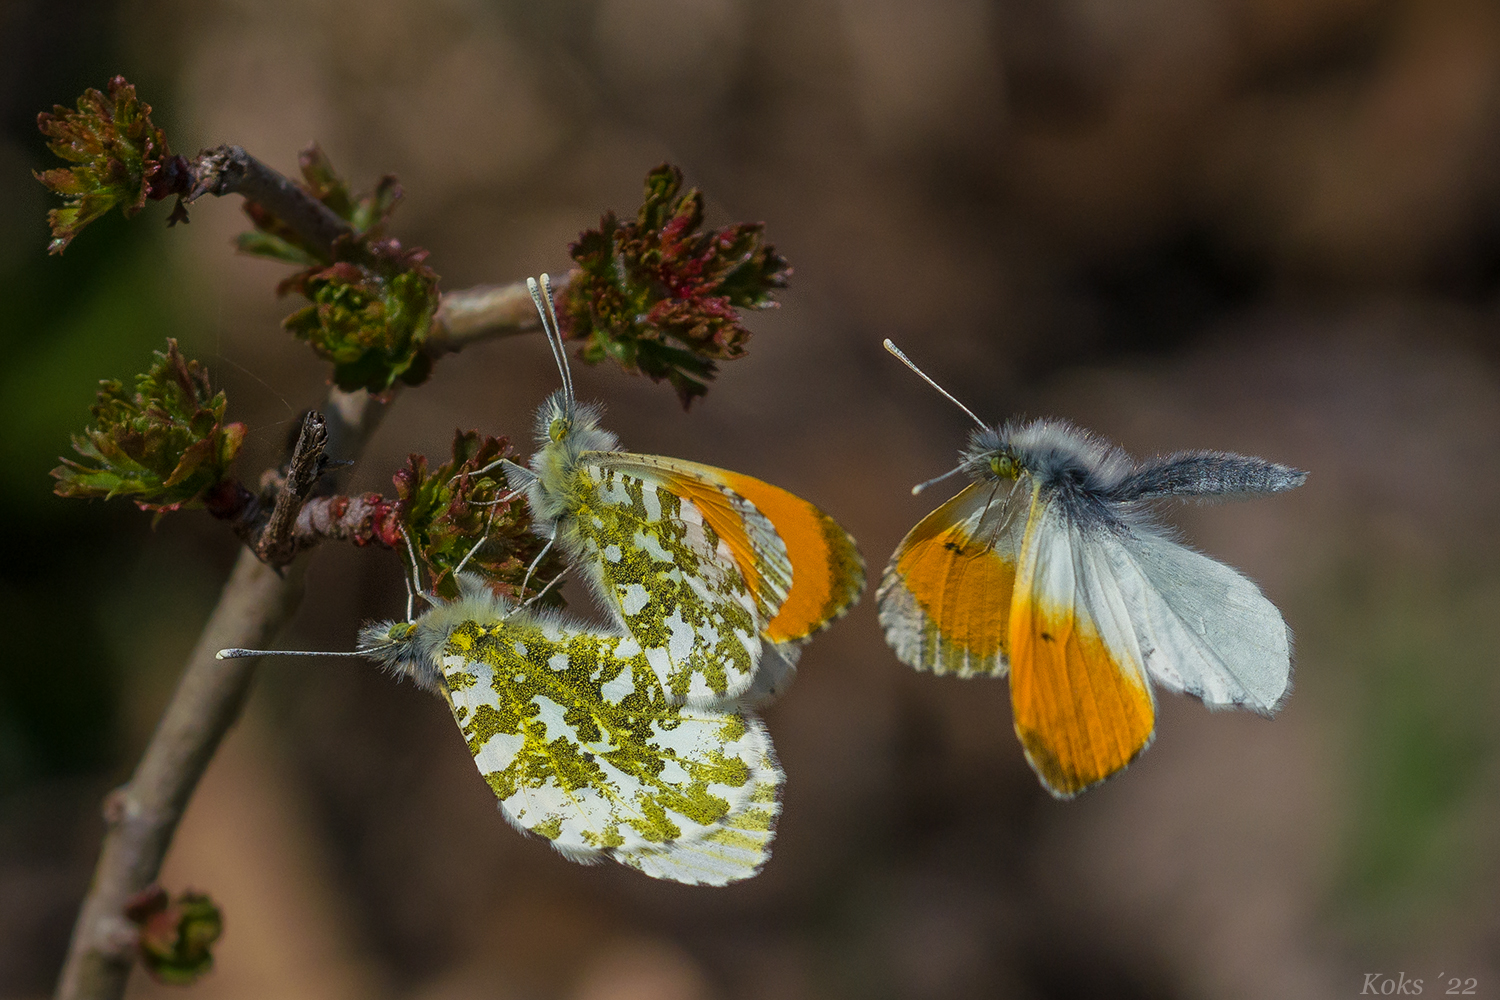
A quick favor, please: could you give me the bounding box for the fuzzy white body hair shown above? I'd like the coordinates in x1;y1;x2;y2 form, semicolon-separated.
959;417;1307;526
964;418;1132;493
359;576;518;692
520;389;620;531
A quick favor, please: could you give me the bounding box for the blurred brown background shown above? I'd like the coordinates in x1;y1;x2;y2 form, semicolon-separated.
3;0;1499;997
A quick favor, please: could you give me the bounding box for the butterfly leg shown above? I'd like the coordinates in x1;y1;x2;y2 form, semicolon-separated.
520;531;556;597
470;487;523;507
450;504;501;579
504;566;570;619
398;528;439;613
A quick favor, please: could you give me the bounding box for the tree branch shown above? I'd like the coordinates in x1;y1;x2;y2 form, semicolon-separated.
54;392;389;1000
187;145;353;261
55;149;567;1000
428;274;568;353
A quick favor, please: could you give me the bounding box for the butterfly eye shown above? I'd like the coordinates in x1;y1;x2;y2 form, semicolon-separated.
387;622;416;642
989;454;1017;479
548;417;571;442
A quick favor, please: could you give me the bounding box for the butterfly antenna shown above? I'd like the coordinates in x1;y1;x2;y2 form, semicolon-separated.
217;647;369;660
528;274;574;412
883;339;987;430
541;274;574;408
910;463;967;496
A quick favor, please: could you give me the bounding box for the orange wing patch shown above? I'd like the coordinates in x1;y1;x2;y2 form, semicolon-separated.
647;471;787;622
883;484;1017;675
716;470;865;644
895;518;1014;664
1008;593;1155;798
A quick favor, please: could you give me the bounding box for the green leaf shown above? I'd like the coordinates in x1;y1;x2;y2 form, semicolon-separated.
51;340;245;513
393;431;565;604
281;256;440;394
235;146;440;393
563;163;792;407
126;886;223;985
34;76;188;254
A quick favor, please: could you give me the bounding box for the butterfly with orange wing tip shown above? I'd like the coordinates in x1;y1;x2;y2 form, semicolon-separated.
492;275;865;708
876;340;1307;798
221;571;786;886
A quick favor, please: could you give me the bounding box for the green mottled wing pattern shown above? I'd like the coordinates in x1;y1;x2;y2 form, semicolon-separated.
439;613;782;886
565;461;783;704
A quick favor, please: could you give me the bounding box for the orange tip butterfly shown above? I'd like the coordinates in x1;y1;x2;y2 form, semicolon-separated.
490;275;865;708
222;573;783;885
876;339;1307;798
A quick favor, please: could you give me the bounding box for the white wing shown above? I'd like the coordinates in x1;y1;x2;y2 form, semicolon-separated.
618;724;783;885
439;616;784;886
1007;493;1157;798
1109;529;1292;714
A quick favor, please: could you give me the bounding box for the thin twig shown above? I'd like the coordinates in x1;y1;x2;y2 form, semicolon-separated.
187;145;353;261
428;273;569;353
184;145;561;352
53;393;389;1000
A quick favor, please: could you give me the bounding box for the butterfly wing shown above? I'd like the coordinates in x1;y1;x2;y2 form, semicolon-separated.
438;613;783;886
608;454;866;641
594;454;865;706
877;480;1027;677
1008;490;1157;799
560;455;784;704
1112;530;1292;714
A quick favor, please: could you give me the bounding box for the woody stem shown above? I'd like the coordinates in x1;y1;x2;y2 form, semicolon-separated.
53;389;388;1000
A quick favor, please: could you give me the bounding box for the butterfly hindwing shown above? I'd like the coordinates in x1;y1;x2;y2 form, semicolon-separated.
1113;530;1292;714
877;481;1026;678
438;609;782;886
1007;492;1156;798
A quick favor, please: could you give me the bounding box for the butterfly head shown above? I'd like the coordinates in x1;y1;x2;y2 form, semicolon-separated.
964;419;1131;495
530;387;620;480
962;425;1023;483
357;617;442;690
358;576;528;692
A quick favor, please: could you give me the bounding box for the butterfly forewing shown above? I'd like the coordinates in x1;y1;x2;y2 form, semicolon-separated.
439;613;782;885
701;464;866;644
877;481;1026;678
567;459;775;704
598;454;796;620
1008;494;1156;798
614;455;867;708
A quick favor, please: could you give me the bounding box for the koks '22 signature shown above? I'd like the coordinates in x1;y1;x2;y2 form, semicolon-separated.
1361;973;1479;995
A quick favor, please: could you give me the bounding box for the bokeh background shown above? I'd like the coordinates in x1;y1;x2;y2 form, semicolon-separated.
4;0;1499;997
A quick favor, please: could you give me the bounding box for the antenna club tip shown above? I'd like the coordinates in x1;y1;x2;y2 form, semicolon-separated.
216;648;246;659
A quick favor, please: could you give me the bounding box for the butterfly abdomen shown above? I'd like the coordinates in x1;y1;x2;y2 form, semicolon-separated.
1108;452;1308;501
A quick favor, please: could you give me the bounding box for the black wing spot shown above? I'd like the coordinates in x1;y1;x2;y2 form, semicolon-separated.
1040;631;1055;642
